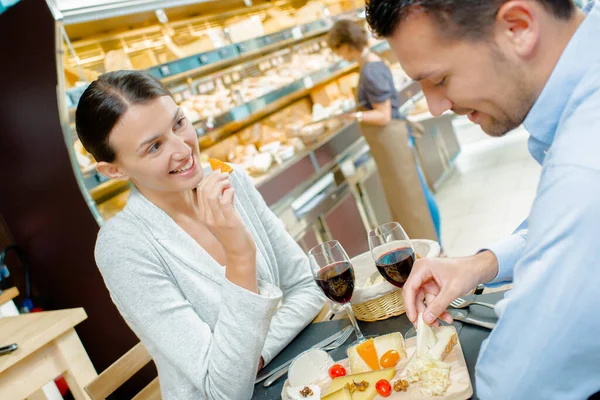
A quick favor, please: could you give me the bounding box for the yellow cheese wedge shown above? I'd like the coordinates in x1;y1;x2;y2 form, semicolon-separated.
355;339;380;371
208;158;233;173
321;388;352;400
322;368;396;397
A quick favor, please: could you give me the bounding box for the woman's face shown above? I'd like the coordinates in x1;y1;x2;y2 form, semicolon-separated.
97;95;204;193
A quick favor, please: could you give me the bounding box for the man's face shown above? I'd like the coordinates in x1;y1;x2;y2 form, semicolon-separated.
387;11;536;137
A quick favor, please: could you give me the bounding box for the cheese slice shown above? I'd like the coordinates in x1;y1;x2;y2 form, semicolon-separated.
208;158;233;173
429;326;458;361
348;333;407;373
288;349;334;388
416;312;438;357
321;388;352;400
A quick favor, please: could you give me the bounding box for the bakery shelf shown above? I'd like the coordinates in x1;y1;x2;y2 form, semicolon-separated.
192;41;390;140
83;40;393;203
64;7;365;108
146;18;333;82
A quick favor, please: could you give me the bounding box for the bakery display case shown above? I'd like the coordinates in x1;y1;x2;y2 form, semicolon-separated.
0;0;459;396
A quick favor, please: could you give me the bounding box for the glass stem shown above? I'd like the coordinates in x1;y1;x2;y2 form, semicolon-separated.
343;303;365;342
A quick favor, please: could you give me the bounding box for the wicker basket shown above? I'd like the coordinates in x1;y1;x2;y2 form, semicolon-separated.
352;289;405;322
349;239;440;322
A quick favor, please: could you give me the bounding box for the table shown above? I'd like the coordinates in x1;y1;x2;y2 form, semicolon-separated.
0;308;97;400
253;291;505;400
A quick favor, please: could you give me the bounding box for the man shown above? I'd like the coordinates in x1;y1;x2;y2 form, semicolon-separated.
365;0;600;398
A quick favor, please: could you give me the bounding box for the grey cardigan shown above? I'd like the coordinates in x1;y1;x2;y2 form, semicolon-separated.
95;167;325;399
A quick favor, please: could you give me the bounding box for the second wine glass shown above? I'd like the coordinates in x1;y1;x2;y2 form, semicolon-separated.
368;222;417;337
308;240;366;346
368;221;416;289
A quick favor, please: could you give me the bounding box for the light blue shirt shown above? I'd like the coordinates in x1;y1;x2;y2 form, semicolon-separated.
477;2;600;398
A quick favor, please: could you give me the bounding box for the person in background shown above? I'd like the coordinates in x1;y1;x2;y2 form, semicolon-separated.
327;19;442;245
75;71;325;399
366;0;600;397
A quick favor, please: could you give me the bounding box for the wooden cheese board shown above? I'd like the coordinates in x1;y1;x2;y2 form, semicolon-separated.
281;330;473;400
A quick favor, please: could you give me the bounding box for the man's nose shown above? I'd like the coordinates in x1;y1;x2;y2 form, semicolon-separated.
420;82;453;117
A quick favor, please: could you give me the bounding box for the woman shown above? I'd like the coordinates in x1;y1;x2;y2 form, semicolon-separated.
327;19;442;243
75;71;325;399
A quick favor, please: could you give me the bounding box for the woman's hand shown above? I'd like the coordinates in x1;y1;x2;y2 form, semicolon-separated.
196;171;258;290
257;357;265;373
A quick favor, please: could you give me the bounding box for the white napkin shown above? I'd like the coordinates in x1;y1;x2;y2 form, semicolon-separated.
350;240;441;304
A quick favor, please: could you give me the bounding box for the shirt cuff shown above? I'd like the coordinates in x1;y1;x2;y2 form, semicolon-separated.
482;231;527;286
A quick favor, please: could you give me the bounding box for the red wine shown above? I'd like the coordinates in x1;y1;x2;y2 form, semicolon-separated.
315;261;355;304
375;247;415;288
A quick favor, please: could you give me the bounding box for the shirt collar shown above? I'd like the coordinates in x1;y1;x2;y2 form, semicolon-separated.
523;1;600;146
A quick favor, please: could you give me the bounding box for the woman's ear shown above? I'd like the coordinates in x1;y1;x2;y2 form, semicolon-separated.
97;161;127;179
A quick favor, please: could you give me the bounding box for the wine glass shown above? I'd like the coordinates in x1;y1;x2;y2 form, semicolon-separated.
308;240;366;346
368;222;417;337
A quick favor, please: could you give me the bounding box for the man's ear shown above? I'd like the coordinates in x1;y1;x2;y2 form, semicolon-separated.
495;1;540;59
97;161;127;179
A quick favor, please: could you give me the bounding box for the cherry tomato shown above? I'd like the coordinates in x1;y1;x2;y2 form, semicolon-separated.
375;379;392;397
328;364;347;379
380;350;400;368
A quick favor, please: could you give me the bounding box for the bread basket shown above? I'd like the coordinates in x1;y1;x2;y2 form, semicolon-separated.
349;239;441;322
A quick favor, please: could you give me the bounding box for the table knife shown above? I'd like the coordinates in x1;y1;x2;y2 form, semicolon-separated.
254;325;351;385
446;309;497;330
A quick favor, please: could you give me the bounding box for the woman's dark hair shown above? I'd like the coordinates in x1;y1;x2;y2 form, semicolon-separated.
75;70;172;163
366;0;576;39
327;19;369;51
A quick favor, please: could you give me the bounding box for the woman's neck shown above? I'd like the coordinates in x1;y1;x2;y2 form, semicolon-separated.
136;184;200;221
358;48;370;67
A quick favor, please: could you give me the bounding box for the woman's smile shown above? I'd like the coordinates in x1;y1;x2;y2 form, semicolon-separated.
169;154;198;177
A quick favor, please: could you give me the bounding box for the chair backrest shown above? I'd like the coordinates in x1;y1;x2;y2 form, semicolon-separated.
84;342;161;400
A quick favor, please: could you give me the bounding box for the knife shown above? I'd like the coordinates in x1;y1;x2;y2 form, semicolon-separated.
254;325;351;385
446;309;497;330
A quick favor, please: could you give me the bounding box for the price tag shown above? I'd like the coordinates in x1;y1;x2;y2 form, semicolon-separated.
159;65;171;77
303;76;314;88
292;27;303;40
340;160;357;178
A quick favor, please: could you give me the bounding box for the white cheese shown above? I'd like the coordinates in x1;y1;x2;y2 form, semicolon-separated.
429;326;458;361
406;313;456;396
416;311;438;357
288;349;334;387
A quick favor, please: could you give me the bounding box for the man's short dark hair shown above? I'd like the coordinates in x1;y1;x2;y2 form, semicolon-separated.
365;0;576;39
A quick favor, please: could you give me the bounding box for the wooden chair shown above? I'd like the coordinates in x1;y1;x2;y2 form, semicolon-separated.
84;342;161;400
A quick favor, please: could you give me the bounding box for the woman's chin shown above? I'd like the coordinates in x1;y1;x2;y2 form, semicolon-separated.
185;173;204;190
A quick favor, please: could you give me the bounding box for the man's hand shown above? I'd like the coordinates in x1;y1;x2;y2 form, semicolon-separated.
403;251;499;325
